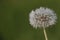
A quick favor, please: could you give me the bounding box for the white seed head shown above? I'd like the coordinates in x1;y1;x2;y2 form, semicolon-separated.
29;7;57;28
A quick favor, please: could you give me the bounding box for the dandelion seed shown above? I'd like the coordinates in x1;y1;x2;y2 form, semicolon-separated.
29;7;57;40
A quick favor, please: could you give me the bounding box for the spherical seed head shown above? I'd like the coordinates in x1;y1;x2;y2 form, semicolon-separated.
29;7;57;28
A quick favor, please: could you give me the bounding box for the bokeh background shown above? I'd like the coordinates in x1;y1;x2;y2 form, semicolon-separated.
0;0;60;40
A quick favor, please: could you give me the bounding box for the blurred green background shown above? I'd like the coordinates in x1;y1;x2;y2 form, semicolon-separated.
0;0;60;40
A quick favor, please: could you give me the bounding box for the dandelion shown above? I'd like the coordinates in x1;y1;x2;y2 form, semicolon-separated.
29;7;57;40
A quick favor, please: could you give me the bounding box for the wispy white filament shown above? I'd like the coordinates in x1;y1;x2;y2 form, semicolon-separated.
29;7;57;28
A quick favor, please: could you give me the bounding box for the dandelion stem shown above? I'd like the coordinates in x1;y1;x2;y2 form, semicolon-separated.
43;27;48;40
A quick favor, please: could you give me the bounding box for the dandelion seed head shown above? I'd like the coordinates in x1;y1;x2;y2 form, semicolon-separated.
29;7;57;28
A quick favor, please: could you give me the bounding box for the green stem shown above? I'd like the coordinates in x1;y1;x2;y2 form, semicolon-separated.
43;27;48;40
